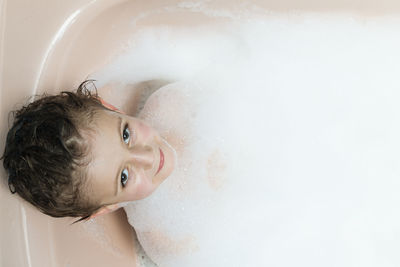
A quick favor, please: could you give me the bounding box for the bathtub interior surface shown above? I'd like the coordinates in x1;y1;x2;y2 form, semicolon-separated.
1;1;140;266
3;0;400;267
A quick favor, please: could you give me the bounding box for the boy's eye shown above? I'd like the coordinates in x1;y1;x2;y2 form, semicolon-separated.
123;124;130;144
121;168;129;187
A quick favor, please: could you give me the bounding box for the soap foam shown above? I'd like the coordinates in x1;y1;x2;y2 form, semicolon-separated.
92;13;400;267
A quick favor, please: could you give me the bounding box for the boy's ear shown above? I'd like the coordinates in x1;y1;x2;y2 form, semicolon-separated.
98;97;125;114
88;203;120;220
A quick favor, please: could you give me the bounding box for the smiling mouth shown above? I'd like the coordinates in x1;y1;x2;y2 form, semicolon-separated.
156;148;164;175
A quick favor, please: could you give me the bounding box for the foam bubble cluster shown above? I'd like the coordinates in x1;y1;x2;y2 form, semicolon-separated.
93;13;400;267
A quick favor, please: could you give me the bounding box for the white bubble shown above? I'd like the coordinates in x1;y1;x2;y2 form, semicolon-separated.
93;13;400;267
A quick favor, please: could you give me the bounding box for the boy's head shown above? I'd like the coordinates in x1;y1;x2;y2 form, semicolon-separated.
2;81;175;223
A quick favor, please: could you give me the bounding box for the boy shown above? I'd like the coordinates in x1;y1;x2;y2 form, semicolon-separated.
1;80;176;224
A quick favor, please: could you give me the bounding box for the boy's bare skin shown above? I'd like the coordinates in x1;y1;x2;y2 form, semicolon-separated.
84;102;176;217
89;109;176;202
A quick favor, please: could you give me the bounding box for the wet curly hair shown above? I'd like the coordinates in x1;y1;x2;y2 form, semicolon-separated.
1;80;109;223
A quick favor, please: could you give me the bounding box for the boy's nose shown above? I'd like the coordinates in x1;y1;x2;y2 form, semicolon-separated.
129;145;155;170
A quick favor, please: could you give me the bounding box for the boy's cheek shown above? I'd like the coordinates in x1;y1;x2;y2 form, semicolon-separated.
123;177;155;201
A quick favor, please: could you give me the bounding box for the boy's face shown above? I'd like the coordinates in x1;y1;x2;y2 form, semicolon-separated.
85;109;176;207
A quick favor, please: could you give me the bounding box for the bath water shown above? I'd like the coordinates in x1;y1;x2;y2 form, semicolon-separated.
92;12;400;267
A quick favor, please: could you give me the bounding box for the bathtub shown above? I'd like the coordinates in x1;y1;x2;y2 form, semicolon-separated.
1;0;400;266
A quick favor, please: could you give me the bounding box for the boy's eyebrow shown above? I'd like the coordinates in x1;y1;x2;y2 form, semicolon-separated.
115;116;123;196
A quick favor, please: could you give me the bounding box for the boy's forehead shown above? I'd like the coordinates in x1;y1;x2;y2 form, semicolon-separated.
89;110;120;160
93;109;119;127
85;110;121;202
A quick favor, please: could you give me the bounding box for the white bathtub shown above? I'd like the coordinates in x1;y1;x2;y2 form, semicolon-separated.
1;0;400;266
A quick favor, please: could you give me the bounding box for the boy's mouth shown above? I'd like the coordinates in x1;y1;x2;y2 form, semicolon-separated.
156;148;164;175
